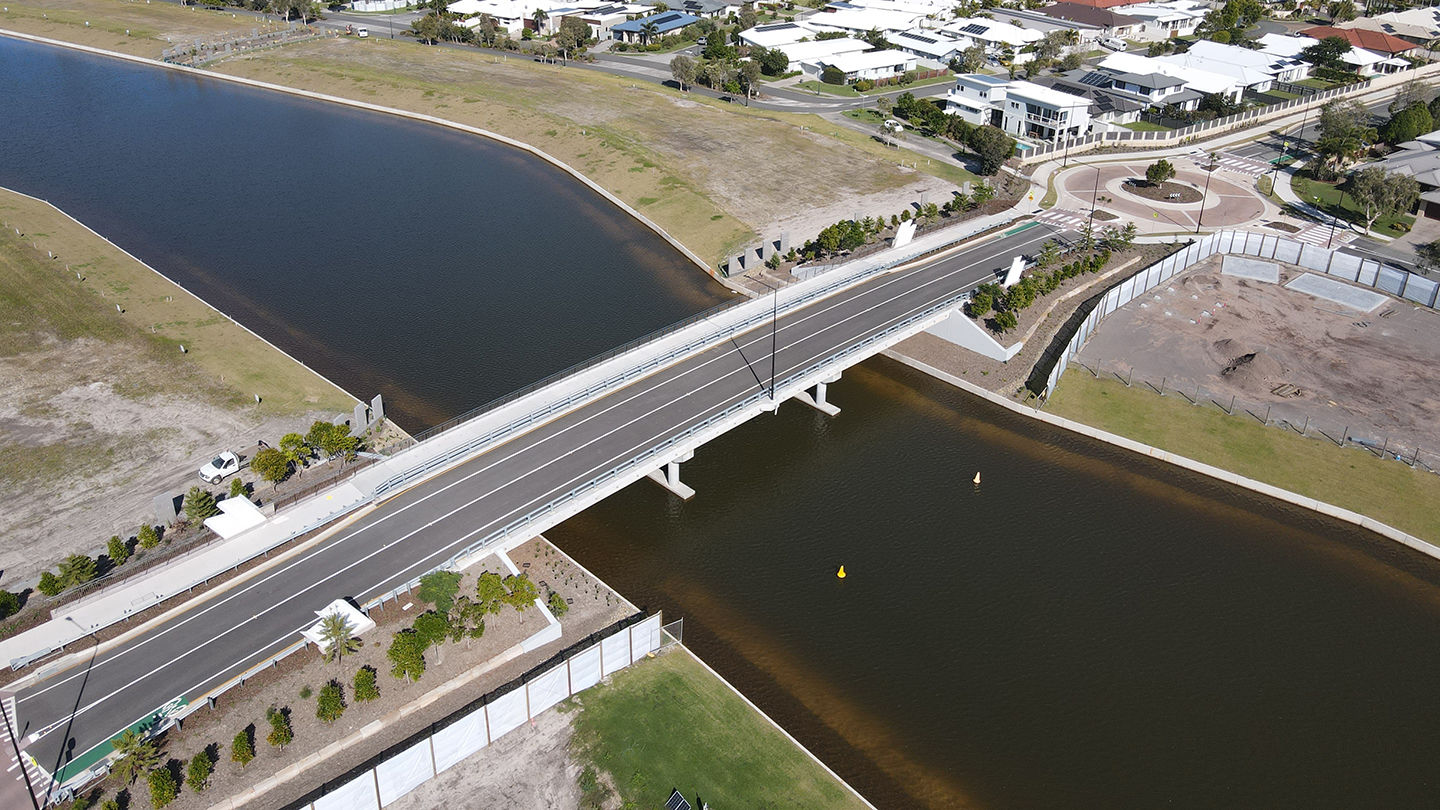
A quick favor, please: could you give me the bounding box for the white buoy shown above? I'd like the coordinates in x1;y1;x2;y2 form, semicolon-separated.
973;472;981;485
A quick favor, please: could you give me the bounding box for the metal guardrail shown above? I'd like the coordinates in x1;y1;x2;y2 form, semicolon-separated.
367;217;1018;500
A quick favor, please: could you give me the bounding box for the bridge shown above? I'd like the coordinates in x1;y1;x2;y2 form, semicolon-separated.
3;221;1063;803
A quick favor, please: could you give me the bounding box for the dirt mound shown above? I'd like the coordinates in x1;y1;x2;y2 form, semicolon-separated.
1220;350;1285;390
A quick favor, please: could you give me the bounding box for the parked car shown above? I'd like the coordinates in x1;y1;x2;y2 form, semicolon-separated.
356;26;369;38
199;451;241;484
1100;37;1127;51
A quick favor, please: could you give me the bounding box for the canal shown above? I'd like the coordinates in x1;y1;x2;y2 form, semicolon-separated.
8;35;1440;809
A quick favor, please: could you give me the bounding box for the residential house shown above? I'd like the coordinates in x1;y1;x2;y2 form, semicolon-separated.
610;10;701;41
1086;66;1201;110
1038;2;1143;39
674;0;741;18
1033;72;1145;126
945;73;1012;126
1097;50;1244;101
774;36;871;66
808;5;928;37
1300;24;1417;57
1117;0;1206;40
941;17;1044;55
945;74;1092;140
890;29;969;63
1342;8;1440;47
1378;131;1440;218
1153;39;1309;93
1258;31;1404;77
568;3;656;39
800;48;918;81
739;20;822;48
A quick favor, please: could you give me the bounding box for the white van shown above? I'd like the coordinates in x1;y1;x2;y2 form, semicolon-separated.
1100;36;1125;51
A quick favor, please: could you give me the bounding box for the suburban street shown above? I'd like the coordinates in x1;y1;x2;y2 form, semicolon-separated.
11;222;1065;795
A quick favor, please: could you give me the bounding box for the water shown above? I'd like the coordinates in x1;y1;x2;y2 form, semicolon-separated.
9;36;1440;809
0;36;729;429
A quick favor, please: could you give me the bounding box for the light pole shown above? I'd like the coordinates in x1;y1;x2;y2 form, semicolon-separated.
1195;154;1216;234
754;277;779;401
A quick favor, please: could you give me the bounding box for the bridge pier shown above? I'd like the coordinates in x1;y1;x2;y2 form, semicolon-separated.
647;451;696;500
793;373;841;416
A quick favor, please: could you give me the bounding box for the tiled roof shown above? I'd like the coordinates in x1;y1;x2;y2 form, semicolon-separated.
1299;25;1416;54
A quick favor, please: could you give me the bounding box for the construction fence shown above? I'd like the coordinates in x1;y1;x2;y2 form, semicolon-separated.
1042;229;1439;400
295;612;672;810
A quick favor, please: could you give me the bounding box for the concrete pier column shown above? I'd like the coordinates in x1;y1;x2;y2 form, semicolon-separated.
646;452;696;499
794;378;841;416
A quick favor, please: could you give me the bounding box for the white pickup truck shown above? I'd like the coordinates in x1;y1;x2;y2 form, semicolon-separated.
198;451;241;485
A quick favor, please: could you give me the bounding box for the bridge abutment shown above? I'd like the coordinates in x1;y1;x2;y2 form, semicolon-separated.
647;451;696;500
793;372;842;416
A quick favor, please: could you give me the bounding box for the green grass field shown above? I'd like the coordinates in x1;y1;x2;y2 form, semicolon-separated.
568;649;869;810
1046;372;1440;543
1120;120;1171;132
1291;170;1416;239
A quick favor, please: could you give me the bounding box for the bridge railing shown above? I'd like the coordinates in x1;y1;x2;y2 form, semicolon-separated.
367;216;1021;501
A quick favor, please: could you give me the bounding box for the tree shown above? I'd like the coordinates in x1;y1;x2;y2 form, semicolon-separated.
504;573;540;611
110;729;160;785
0;590;19;621
448;596;487;644
147;767;178;808
547;591;569;617
1347;165;1419;235
59;554;96;588
1145;159;1176;186
639;19;658;46
354;665;380;702
186;750;213;793
966;125;1014;175
1036;240;1060;269
138;524;161;550
388;630;427;681
669;54;697;91
475;13;501;46
530;7;547;32
1326;0;1356;22
1301;36;1352;72
184;486;220;523
248;447;288;488
231;728;254;768
1315;99;1376;178
107;535;130;567
266;707;294;750
279;432;309;476
820;64;845;85
413;610;453;648
1390;80;1432;114
228;477;247;500
475;571;509;614
317;612;362;665
306;421;357;462
1381;102;1434;145
959;44;985;73
992;309;1018;332
316;680;346;723
1059;51;1082;72
755;45;789;76
555;16;590;60
416;570;463;613
739;59;763;102
410;12;444;44
1035;29;1069;62
37;571;63;597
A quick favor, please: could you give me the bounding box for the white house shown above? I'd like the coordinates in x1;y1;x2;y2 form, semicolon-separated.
945;74;1091;141
1257;32;1400;77
1098;68;1199;109
942;17;1044;54
890;29;968;63
567;3;656;39
1157;39;1302;92
808;6;927;37
801;48;918;82
739;20;823;48
1119;0;1206;40
776;37;871;66
1098;51;1243;102
946;73;1011;126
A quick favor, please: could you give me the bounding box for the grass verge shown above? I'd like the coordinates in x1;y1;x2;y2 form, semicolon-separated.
1045;372;1440;543
1120;120;1171;132
1291;169;1415;239
569;649;869;810
0;1;276;58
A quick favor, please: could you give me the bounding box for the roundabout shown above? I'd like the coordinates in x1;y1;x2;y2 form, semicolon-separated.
1052;156;1277;233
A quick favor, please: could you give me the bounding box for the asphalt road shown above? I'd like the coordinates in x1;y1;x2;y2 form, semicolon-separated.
12;222;1066;796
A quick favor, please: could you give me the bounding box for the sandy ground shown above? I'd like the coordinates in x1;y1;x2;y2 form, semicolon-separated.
388;704;583;810
1073;255;1440;456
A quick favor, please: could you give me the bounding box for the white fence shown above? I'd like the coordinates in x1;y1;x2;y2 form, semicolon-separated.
299;613;665;810
351;0;411;10
1043;230;1440;398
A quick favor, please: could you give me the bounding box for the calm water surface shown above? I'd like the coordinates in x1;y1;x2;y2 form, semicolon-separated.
8;36;1440;809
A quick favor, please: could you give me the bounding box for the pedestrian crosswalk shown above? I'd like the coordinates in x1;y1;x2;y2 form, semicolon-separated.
1291;221;1357;248
0;694;45;807
1214;152;1273;177
1034;208;1087;230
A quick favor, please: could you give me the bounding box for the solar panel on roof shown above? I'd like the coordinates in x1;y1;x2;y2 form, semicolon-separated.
903;32;938;44
959;23;989;35
665;790;693;810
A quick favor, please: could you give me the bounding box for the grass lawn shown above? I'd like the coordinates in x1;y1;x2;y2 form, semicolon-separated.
1120;120;1171;132
1296;77;1349;90
0;0;280;58
1291;170;1416;239
798;73;954;98
797;80;862;97
0;189;355;416
568;649;869;809
1046;372;1440;543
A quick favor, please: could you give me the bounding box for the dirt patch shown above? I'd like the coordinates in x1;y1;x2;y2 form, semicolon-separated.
1071;256;1440;456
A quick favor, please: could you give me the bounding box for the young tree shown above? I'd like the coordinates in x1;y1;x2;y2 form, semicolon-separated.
966;125;1015;175
306;421;358;463
388;629;427;681
138;524;161;550
316;681;346;724
504;574;540;611
1145;159;1176;186
231;728;255;768
1036;240;1060;269
228;477;248;500
266;707;294;750
475;571;509;614
547;591;569;617
1347;166;1419;235
147;767;178;808
669;54;697;91
318;612;362;665
413;610;453;648
959;44;985;73
639;19;659;46
184;486;220;523
555;15;590;60
278;432;309;475
739;59;763;102
110;729;161;785
248;447;288;490
107;535;130;567
0;589;19;621
59;554;97;588
186;750;213;793
37;571;64;597
354;665;380;702
416;570;463;613
448;596;487;644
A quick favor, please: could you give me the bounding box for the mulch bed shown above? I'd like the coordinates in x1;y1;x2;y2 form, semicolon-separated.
1123;179;1202;203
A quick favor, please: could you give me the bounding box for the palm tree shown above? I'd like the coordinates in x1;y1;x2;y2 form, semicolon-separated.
109;729;160;785
318;613;361;665
640;19;659;46
531;8;548;33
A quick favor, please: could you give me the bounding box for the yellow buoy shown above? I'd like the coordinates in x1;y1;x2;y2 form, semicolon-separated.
836;565;847;579
973;472;981;485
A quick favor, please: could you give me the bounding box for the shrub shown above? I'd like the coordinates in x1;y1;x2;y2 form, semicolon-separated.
316;681;346;724
60;554;97;588
354;665;380;702
107;535;130;567
37;572;64;597
147;767;178;808
266;707;293;750
416;570;463;613
186;750;213;792
853;78;875;91
413;610;453;649
299;685;312;700
231;729;254;768
547;591;569;618
251;447;290;488
0;590;18;620
388;629;427;682
228;477;248;500
967;288;994;317
820;65;845;85
137;524;161;550
184;486;220;524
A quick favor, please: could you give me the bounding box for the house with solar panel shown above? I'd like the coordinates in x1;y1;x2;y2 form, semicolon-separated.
941;17;1045;59
945;74;1092;142
611;10;702;42
890;29;969;64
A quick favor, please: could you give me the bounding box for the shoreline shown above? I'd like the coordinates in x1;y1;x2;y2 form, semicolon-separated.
0;28;737;292
0;184;365;418
881;348;1440;563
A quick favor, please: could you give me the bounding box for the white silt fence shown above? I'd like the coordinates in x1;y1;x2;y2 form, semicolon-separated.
305;613;665;810
1043;231;1439;399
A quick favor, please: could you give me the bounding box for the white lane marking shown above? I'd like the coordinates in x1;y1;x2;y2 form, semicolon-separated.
22;228;1057;745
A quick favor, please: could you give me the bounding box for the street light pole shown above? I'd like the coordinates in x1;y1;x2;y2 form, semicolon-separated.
1195;154;1216;234
754;277;779;401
